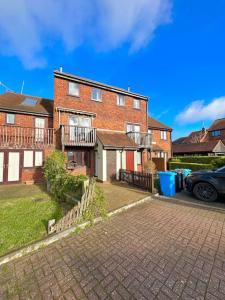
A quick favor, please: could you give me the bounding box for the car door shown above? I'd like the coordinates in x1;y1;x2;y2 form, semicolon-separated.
213;167;225;194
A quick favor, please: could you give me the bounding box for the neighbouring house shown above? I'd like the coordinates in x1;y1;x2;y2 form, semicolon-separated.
148;116;172;161
0;92;54;184
54;69;151;181
173;118;225;156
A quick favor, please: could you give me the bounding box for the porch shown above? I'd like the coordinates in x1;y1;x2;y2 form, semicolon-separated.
0;125;54;149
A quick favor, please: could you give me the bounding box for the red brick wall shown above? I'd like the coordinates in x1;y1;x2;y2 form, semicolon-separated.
54;77;148;132
151;129;172;159
0;112;53;128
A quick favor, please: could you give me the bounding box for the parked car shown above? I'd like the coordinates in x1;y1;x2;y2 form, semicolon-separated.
186;166;225;202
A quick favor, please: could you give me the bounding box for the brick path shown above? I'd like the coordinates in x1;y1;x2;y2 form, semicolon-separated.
1;198;225;299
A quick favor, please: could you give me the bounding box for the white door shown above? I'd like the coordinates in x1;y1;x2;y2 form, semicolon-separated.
0;152;4;183
95;151;98;177
35;118;45;142
8;152;20;182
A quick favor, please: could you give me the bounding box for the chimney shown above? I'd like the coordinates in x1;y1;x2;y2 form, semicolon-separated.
59;66;63;73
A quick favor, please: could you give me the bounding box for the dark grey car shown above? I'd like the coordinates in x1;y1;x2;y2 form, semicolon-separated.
186;166;225;202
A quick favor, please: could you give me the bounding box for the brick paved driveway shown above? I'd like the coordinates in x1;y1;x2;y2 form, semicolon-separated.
1;198;225;299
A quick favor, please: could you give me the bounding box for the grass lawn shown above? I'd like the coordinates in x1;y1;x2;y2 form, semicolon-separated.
0;184;63;257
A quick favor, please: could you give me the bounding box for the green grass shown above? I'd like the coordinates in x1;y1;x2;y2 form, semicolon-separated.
0;184;63;257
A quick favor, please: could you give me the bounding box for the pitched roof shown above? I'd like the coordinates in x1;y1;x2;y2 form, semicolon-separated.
208;118;225;131
0;92;53;116
97;131;138;149
148;116;172;131
173;141;222;154
173;137;186;144
54;70;148;101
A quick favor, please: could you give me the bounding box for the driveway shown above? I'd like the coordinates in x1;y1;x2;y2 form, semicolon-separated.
1;198;225;299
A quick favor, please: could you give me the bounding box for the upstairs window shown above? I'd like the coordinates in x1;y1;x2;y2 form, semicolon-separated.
160;131;167;140
92;88;102;102
117;94;125;106
69;82;79;96
6;113;15;124
211;130;221;137
133;99;140;109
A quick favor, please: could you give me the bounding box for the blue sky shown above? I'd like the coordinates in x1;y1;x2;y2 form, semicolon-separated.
0;0;225;140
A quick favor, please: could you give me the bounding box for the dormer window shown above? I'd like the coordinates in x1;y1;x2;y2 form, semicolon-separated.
69;82;79;96
92;88;102;102
211;130;221;137
117;94;125;106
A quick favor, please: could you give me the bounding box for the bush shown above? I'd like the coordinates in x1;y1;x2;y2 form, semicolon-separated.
172;156;220;164
44;150;87;200
168;162;213;171
212;157;225;169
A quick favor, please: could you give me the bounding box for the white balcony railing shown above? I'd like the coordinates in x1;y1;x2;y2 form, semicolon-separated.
0;125;54;148
126;131;152;148
61;125;96;147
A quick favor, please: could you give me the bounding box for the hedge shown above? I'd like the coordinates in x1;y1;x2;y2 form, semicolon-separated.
172;156;222;164
168;162;213;172
212;157;225;168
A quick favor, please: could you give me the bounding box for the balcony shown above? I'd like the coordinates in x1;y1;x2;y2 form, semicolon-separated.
0;125;54;149
61;125;96;147
126;131;152;148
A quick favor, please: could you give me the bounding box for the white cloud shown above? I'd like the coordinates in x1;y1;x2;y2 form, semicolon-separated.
0;0;172;69
176;97;225;124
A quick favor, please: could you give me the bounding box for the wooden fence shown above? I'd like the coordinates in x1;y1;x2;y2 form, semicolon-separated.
119;169;153;192
47;178;95;234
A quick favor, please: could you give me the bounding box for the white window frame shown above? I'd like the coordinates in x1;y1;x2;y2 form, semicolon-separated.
35;151;43;167
160;130;167;140
117;94;125;106
6;113;15;124
24;150;33;167
92;88;102;102
69;82;79;97
133;99;140;109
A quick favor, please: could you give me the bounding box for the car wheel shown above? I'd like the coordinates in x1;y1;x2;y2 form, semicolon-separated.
193;182;218;202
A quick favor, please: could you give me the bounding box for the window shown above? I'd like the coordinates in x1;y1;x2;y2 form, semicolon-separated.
160;131;167;140
137;151;142;165
133;99;140;109
24;151;33;167
69;82;79;96
117;94;125;106
127;123;140;133
148;129;152;134
6;113;15;124
211;130;221;137
35;151;43;167
67;151;90;167
22;98;38;106
92;88;102;101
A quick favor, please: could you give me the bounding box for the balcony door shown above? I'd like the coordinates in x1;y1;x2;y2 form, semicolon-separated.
69;116;91;142
35;118;45;142
127;124;140;144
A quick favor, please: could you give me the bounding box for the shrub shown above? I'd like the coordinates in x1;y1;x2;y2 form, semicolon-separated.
172;156;220;164
168;162;213;171
44;150;87;200
212;157;225;169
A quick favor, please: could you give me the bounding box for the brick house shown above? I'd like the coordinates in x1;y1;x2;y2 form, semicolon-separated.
54;70;151;181
0;92;54;184
148;116;172;161
0;70;152;184
173;118;225;156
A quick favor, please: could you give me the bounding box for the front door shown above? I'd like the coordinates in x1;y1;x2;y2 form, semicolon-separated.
7;152;20;182
126;151;134;171
0;152;4;183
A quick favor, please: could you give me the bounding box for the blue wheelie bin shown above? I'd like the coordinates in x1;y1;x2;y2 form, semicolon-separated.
158;172;177;197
